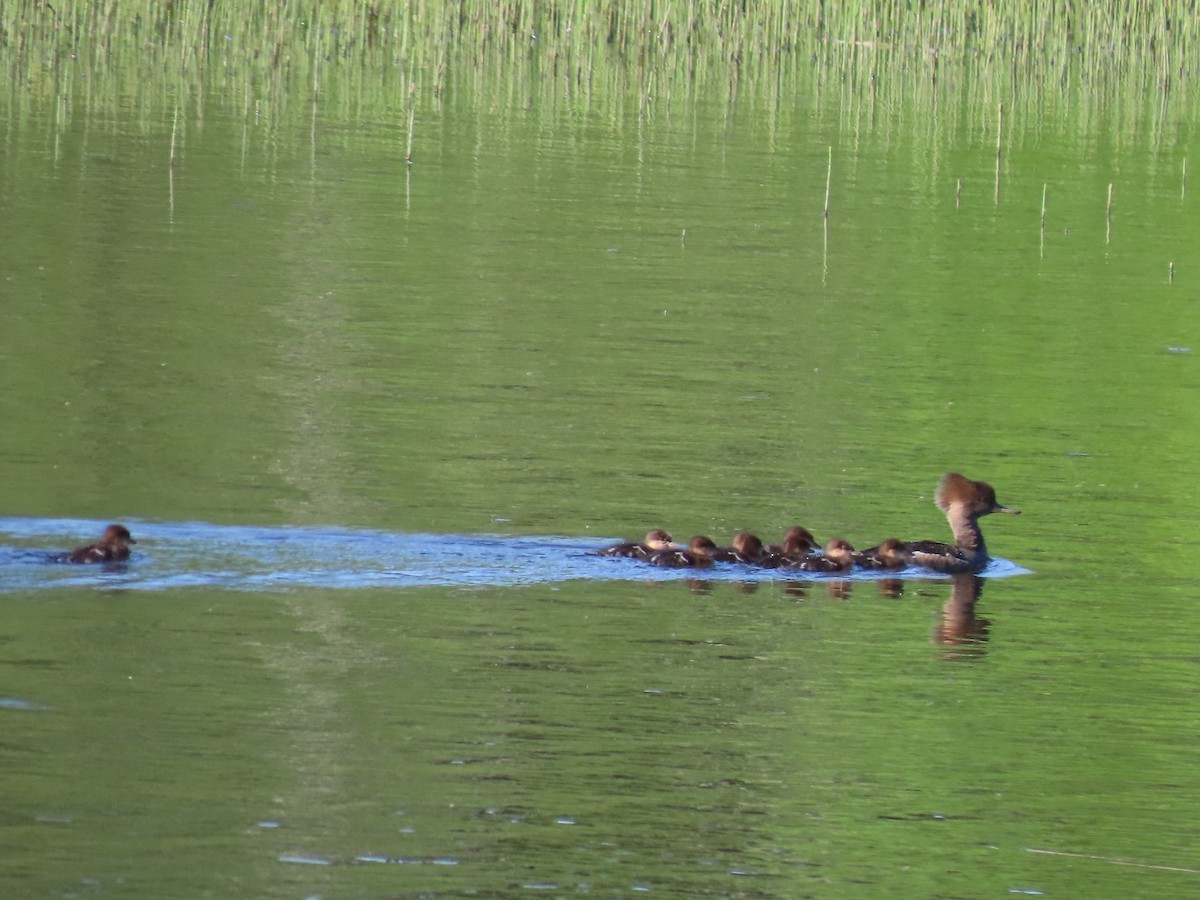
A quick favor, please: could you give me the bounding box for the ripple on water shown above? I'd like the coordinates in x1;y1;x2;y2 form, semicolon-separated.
0;517;1031;594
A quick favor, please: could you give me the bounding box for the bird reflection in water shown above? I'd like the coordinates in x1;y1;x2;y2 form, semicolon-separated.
877;578;904;599
649;573;992;660
730;580;761;596
781;580;808;599
932;573;990;659
780;578;896;601
824;580;853;601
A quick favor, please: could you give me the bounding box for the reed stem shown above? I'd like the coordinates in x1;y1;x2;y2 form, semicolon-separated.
823;146;832;218
1106;182;1114;242
994;103;1003;203
405;108;415;165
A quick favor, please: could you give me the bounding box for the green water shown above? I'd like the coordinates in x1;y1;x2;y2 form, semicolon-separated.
3;58;1200;897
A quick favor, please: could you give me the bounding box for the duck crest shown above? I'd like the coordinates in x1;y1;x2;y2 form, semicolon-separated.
936;472;1014;517
915;472;1020;573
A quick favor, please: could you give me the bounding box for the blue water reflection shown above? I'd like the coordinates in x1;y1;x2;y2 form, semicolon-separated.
0;517;1029;593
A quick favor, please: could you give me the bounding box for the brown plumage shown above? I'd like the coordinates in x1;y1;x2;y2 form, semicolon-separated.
648;535;718;568
907;472;1020;574
766;525;819;560
713;532;768;564
595;529;677;560
67;524;136;564
785;538;855;573
853;537;912;570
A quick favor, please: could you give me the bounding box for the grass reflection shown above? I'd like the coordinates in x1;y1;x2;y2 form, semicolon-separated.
4;1;1196;153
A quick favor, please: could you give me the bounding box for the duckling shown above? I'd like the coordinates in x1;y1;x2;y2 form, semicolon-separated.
853;537;912;571
784;538;855;573
713;532;768;564
67;524;136;564
766;525;819;560
648;535;718;568
595;529;677;561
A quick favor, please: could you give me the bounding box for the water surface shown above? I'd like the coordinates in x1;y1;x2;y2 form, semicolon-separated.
0;516;1028;593
2;52;1199;899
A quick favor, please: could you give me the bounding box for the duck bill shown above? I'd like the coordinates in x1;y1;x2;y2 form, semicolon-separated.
993;504;1020;515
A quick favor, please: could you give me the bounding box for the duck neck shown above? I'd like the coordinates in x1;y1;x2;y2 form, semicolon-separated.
946;505;987;559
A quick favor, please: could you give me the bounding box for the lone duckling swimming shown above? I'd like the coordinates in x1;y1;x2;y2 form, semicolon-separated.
67;524;137;564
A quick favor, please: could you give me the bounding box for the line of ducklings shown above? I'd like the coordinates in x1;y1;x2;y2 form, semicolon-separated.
595;472;1020;576
597;527;905;573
